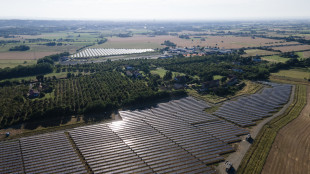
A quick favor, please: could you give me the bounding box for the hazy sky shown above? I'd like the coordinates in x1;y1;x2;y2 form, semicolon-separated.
1;0;309;20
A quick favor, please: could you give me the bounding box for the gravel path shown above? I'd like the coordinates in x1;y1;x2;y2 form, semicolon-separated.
215;85;296;174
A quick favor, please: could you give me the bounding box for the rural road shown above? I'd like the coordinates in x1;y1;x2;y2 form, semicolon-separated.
215;84;296;174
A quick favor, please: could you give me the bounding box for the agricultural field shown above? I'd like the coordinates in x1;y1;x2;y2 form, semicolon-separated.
0;51;62;68
98;35;295;49
261;55;290;63
0;51;62;60
271;68;310;80
0;31;101;68
297;51;310;59
0;59;37;69
243;49;278;57
262;86;310;174
272;45;310;52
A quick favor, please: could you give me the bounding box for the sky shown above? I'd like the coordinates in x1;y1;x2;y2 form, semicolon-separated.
0;0;309;21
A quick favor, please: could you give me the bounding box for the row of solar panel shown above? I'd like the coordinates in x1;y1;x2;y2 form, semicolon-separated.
214;83;292;126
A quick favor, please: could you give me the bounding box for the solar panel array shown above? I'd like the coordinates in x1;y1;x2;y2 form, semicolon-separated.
69;124;154;173
71;48;154;58
0;82;292;173
194;120;249;143
0;140;24;173
119;97;246;166
0;132;87;174
143;111;234;164
214;82;292;127
20;132;86;174
108;119;215;173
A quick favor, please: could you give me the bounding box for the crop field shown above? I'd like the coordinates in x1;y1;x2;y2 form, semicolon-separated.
98;35;295;49
262;86;310;174
261;55;290;63
0;51;60;60
272;45;310;52
243;49;278;57
0;31;101;68
0;59;37;69
297;51;310;59
271;68;310;80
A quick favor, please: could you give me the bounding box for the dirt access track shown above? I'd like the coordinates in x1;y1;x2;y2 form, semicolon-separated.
262;86;310;174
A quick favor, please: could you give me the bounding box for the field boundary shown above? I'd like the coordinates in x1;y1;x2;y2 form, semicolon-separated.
237;84;307;174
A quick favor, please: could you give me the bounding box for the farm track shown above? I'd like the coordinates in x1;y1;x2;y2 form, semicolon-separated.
237;84;307;174
262;86;310;174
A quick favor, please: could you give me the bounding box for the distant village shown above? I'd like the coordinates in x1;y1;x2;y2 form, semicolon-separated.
160;46;234;59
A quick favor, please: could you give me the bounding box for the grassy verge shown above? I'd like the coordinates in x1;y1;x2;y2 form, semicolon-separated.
238;84;307;174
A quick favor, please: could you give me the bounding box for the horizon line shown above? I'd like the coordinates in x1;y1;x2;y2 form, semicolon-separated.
1;17;310;22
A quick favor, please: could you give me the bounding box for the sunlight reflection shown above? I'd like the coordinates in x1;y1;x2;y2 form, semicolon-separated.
109;120;125;131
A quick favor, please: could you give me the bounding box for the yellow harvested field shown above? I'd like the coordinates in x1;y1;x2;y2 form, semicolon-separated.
100;35;295;49
0;51;60;60
272;45;310;52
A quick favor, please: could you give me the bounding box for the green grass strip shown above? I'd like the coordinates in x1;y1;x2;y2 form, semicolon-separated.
238;84;307;174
